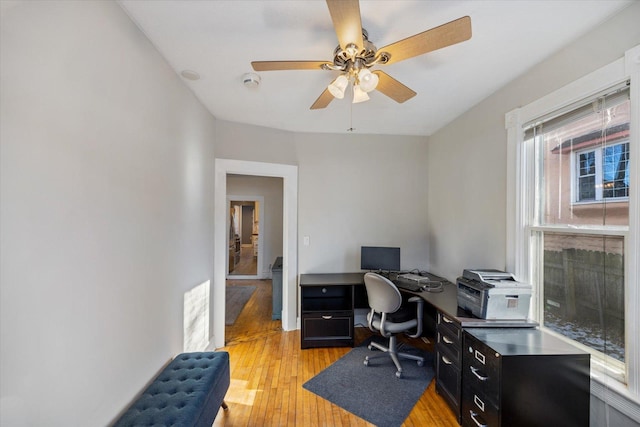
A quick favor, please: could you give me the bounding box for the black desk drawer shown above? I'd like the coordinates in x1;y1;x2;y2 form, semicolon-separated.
437;312;462;340
301;312;353;348
437;328;461;365
463;333;501;405
436;349;461;416
461;387;500;427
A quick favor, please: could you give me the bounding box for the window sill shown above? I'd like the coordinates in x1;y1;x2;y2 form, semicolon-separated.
591;369;640;423
571;199;629;206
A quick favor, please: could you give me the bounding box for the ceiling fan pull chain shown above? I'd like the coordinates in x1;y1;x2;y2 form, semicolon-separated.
348;96;355;132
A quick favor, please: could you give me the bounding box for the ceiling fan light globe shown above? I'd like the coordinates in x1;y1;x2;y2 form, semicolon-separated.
328;74;349;99
358;68;379;92
352;85;370;103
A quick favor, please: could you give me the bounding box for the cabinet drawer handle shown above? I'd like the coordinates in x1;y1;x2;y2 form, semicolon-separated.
441;355;453;365
469;410;488;427
442;315;453;324
442;336;454;344
473;394;485;411
322;315;333;320
470;366;488;381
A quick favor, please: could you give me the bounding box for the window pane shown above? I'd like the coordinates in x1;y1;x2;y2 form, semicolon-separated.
542;232;624;362
602;142;629;199
579;151;596;176
535;96;630;226
578;175;596;201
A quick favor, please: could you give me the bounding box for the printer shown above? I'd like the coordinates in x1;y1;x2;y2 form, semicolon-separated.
457;269;531;320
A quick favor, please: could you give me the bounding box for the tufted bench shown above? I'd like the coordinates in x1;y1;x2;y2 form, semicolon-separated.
113;351;230;427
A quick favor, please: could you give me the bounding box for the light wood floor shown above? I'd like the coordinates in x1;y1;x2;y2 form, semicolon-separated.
216;279;459;426
229;246;257;276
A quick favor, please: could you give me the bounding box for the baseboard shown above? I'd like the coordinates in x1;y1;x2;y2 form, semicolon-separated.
204;339;217;351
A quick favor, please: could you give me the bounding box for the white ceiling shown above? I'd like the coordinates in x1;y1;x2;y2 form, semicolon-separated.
119;0;632;136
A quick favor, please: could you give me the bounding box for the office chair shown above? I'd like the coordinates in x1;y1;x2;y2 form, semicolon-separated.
363;272;424;378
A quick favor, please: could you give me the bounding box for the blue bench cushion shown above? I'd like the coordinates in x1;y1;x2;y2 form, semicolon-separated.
113;351;230;427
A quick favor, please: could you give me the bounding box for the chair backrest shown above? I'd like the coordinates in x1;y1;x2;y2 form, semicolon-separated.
363;272;402;314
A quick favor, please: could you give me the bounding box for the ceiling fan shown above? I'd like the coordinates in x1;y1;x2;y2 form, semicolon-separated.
251;0;472;110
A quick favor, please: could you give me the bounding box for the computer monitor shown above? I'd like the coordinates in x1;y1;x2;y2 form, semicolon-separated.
360;246;400;272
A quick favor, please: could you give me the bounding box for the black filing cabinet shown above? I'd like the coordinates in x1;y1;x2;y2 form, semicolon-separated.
461;328;590;427
300;282;354;349
435;311;463;422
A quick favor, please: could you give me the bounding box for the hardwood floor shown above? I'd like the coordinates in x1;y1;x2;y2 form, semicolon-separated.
215;280;459;426
229;246;257;276
225;278;282;346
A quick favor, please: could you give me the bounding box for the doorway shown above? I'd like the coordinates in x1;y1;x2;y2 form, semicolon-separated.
214;159;298;349
227;197;264;278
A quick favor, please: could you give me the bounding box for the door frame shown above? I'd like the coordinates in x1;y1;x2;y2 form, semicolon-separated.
213;159;298;348
227;196;264;279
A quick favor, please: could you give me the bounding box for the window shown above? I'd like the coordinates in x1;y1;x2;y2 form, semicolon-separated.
506;44;640;413
528;85;631;227
576;142;630;202
526;84;630;378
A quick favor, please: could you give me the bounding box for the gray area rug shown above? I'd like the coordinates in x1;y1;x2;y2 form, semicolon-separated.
303;336;434;427
225;285;256;325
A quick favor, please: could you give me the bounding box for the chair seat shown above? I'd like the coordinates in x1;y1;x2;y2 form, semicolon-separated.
368;312;418;334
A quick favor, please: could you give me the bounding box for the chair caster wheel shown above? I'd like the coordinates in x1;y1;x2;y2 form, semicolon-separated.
396;371;402;379
364;357;369;366
417;360;424;367
368;344;373;351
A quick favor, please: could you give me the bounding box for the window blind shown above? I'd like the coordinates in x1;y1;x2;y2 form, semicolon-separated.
523;81;630;140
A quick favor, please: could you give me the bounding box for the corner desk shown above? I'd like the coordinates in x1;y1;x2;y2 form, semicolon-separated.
299;272;534;348
299;272;590;426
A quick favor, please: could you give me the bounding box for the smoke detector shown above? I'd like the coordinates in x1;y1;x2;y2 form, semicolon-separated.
242;73;261;88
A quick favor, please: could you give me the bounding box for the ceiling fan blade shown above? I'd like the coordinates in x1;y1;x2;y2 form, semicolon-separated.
310;88;334;110
326;0;363;51
373;71;416;103
379;16;471;65
252;61;330;71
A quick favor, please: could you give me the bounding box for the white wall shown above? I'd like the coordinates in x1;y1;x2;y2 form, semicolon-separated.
215;119;298;165
295;132;429;273
0;2;216;425
227;175;284;276
215;121;430;275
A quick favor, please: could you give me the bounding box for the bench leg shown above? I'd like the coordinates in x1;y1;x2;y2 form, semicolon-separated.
221;401;229;410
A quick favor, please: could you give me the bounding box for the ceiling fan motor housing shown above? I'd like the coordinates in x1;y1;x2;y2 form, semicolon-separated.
332;30;381;71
